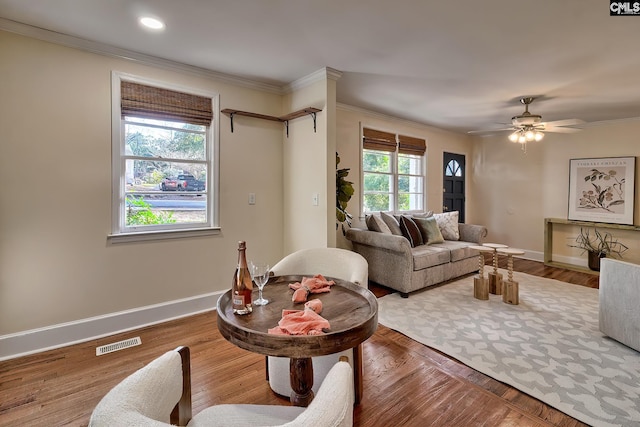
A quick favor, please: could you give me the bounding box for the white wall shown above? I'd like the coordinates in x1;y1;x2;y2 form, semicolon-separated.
0;31;285;337
282;70;336;253
335;105;475;248
471;120;640;265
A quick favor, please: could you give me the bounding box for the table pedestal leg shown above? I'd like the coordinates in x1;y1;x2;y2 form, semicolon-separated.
290;357;314;407
502;254;519;305
489;249;503;294
503;280;519;305
489;272;503;295
474;253;489;300
474;277;489;300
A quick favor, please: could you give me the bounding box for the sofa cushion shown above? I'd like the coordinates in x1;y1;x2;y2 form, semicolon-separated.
411;245;451;270
436;240;479;262
365;214;392;234
380;212;403;236
399;216;423;247
412;216;444;245
433;211;460;240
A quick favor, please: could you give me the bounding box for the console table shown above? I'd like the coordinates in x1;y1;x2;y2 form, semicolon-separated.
544;217;639;274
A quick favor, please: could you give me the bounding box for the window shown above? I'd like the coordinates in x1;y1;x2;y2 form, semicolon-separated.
110;73;219;241
445;159;462;177
362;128;425;214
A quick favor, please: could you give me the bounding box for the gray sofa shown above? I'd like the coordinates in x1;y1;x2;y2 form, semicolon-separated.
346;223;488;297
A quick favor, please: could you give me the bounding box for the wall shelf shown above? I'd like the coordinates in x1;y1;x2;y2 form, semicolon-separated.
543;217;640;274
221;107;321;137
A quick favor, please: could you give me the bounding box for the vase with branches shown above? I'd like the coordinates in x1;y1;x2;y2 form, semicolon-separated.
568;227;628;271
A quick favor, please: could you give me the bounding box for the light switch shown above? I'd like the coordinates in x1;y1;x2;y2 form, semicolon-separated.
249;193;256;205
312;193;319;206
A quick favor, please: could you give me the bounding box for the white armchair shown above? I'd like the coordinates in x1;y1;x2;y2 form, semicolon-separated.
268;247;369;404
89;346;354;427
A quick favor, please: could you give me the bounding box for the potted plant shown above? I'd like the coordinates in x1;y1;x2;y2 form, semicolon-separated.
336;152;354;235
568;227;628;271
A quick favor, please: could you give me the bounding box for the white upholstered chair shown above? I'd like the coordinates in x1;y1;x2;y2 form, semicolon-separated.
89;346;354;427
268;247;369;404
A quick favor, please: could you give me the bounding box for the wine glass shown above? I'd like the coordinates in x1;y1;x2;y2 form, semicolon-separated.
249;261;270;306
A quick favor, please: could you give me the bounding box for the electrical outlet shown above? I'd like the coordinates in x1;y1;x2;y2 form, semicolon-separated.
249;193;256;205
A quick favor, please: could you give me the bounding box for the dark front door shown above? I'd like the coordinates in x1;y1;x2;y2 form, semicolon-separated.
443;152;465;223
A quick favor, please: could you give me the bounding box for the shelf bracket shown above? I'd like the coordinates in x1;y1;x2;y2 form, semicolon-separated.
311;111;317;133
284;120;289;137
229;112;235;133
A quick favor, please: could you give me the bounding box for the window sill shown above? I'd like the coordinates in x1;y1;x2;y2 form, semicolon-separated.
107;227;221;244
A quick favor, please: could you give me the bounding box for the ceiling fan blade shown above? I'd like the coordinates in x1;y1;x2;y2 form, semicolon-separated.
543;126;582;133
542;118;585;127
467;127;513;135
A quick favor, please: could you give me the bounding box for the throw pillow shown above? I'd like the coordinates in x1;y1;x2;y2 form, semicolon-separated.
399;215;423;247
380;212;403;236
365;214;380;232
412;216;445;245
412;210;434;218
433;211;460;240
365;214;392;234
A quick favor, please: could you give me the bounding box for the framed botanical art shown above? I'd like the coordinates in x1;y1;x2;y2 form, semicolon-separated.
568;156;636;225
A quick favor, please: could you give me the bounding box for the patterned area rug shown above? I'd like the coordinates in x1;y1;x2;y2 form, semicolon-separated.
377;269;640;427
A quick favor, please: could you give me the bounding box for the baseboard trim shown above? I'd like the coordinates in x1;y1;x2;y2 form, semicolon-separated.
520;250;543;262
506;250;588;269
0;291;224;361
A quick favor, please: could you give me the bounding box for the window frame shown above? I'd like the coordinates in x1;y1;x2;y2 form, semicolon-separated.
397;151;426;212
109;72;220;243
360;127;426;216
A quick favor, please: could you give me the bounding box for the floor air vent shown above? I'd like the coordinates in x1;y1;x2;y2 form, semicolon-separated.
96;336;142;356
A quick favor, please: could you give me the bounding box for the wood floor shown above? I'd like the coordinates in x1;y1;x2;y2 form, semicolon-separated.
0;259;598;427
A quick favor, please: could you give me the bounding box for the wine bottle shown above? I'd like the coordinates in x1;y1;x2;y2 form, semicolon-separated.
232;241;253;315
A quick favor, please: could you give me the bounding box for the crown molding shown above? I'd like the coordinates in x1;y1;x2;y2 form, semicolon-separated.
0;18;284;95
284;67;343;93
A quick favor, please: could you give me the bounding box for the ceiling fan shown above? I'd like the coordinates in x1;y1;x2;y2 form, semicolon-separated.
469;97;584;147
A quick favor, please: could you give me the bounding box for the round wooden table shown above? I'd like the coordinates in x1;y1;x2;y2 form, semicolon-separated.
216;275;378;406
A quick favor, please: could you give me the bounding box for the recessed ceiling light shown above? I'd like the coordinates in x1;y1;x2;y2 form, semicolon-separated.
139;16;165;30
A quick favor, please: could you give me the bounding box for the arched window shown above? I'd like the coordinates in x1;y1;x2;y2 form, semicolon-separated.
445;159;462;177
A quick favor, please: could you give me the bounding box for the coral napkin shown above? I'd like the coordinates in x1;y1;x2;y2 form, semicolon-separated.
268;308;330;335
289;274;335;303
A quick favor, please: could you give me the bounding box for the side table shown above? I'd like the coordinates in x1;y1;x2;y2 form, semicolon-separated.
482;243;508;295
468;245;494;300
497;248;525;305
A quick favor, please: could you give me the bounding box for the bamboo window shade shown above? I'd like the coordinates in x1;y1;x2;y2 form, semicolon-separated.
398;134;426;156
362;128;397;152
121;81;213;126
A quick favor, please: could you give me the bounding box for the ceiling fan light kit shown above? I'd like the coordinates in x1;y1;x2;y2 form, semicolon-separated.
468;96;582;152
509;127;544;143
